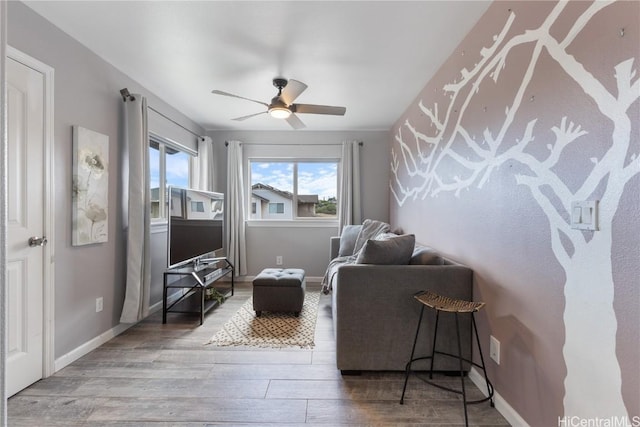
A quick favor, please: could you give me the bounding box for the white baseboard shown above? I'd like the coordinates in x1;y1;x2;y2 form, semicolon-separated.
53;321;132;372
53;293;180;373
469;367;529;427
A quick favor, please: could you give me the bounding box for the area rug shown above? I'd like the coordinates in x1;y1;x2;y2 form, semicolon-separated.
205;290;320;349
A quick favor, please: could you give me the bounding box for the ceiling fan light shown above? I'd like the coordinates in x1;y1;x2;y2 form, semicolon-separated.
268;106;291;119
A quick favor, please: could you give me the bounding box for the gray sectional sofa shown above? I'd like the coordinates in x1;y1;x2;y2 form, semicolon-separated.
324;221;474;373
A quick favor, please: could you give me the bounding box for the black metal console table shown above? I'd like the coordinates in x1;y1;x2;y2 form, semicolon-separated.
162;257;234;325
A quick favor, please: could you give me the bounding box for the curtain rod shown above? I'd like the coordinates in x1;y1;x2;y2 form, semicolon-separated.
224;141;363;147
120;88;204;141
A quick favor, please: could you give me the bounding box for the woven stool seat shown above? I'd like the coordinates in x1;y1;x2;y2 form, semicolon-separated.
415;291;485;313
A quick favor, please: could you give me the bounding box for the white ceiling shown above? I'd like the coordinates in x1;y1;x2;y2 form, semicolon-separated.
23;1;491;132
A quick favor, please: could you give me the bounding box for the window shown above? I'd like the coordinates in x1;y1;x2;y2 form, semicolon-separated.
249;160;338;220
191;201;205;213
269;203;285;214
149;134;192;220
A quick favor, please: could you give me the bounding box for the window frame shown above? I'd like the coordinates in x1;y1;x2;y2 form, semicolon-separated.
243;143;343;228
248;157;340;223
149;132;196;223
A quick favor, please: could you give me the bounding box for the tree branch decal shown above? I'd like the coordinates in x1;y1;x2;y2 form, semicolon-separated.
390;1;638;418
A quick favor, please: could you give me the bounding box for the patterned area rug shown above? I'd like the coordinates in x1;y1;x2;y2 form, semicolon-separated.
206;290;320;349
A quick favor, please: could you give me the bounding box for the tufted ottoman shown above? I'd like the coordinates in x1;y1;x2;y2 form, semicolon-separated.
252;268;306;317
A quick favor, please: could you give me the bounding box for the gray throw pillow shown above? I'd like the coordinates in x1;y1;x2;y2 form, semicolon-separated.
338;225;361;256
355;234;415;265
410;246;445;265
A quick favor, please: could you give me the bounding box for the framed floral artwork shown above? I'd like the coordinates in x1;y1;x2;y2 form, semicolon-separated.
72;126;109;245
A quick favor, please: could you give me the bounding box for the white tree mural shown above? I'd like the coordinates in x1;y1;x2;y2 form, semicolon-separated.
391;1;638;418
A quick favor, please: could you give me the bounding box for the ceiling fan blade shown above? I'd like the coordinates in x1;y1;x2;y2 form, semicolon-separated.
286;113;306;130
211;90;269;107
293;103;346;116
280;79;308;105
232;111;267;121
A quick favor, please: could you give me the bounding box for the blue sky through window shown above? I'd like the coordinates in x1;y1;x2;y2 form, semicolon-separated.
149;147;190;190
251;161;337;200
166;151;190;188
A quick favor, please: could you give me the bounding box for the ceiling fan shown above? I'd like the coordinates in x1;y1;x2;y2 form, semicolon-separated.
211;78;346;129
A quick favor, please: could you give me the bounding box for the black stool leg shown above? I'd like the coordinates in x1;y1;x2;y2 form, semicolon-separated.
472;313;495;407
400;305;425;404
455;313;469;427
429;310;440;379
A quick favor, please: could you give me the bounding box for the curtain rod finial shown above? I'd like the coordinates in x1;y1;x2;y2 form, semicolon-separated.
120;88;135;102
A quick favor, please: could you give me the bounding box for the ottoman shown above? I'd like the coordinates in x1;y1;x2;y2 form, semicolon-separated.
252;268;306;317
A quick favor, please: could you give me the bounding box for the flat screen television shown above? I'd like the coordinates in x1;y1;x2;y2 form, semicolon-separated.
167;186;224;269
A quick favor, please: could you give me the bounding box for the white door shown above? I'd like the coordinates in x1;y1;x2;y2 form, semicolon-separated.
6;55;46;396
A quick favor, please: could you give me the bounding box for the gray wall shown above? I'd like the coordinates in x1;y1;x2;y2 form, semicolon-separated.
208;130;390;277
8;2;204;359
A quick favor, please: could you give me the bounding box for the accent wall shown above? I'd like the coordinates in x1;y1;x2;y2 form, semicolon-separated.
390;1;638;425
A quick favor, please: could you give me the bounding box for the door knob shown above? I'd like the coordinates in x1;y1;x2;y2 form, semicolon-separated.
28;236;48;247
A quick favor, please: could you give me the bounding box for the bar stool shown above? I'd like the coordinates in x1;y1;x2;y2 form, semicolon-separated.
400;290;494;426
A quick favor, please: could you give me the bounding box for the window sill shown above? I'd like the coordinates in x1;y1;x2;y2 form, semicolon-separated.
151;220;168;234
246;220;338;228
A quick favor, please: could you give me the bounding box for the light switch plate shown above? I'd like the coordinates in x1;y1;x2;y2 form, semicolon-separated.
571;200;598;231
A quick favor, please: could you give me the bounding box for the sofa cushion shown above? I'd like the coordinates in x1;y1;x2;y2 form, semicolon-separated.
338;225;361;257
410;246;445;265
355;234;415;265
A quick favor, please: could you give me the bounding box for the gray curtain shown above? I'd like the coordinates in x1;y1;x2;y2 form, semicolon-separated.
190;135;215;191
225;141;247;276
338;140;362;232
120;94;151;323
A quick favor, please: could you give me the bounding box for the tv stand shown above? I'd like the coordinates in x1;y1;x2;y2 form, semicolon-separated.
162;258;234;325
191;256;226;272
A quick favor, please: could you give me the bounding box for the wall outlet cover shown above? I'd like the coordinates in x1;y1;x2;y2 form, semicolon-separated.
490;335;500;365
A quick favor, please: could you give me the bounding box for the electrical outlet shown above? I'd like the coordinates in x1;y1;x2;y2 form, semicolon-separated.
276;256;283;265
489;335;500;365
96;297;103;313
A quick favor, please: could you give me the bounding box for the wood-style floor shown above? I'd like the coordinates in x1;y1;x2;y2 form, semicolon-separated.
8;282;509;426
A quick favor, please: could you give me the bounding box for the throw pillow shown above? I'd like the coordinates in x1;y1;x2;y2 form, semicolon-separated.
410;246;445;265
338;225;361;257
355;234;415;265
353;219;391;255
